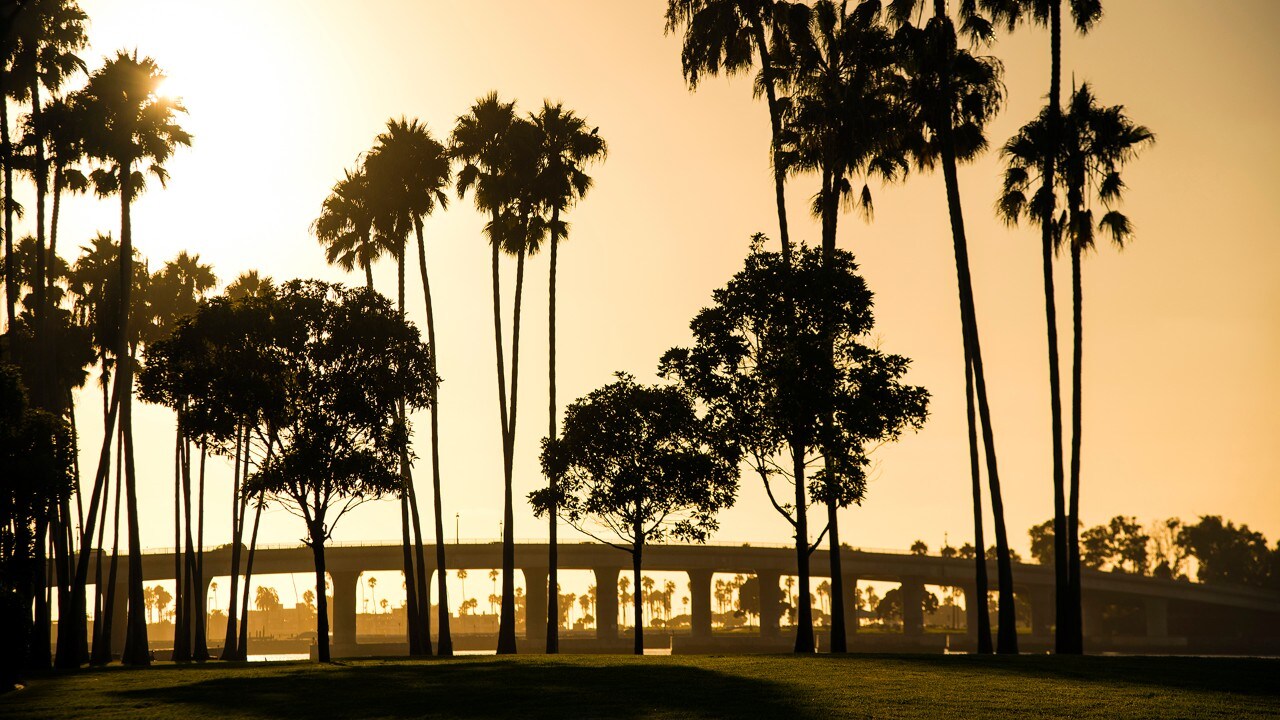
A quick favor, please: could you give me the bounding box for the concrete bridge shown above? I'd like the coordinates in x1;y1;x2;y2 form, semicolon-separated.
89;541;1280;655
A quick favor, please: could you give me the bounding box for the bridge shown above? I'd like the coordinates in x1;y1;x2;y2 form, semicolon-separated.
85;541;1280;656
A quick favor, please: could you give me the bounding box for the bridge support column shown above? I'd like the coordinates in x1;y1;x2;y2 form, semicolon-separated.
523;566;548;642
757;570;781;638
841;574;859;636
1145;597;1168;638
901;578;924;636
330;570;359;646
1029;584;1053;637
593;566;620;641
689;569;713;639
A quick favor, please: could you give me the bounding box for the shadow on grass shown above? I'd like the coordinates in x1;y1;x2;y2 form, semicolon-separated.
873;653;1280;698
110;659;822;719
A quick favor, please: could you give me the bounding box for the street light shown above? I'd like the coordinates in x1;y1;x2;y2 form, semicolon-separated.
455;513;460;545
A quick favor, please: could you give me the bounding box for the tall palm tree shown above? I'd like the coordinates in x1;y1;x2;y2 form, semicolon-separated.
453;93;547;654
981;0;1101;654
366;117;453;656
666;0;798;267
224;269;274;300
780;0;905;654
313;166;380;291
77;49;191;666
998;83;1151;652
890;0;1015;652
530;101;606;654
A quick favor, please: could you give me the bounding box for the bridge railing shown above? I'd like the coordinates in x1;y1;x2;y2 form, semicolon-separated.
134;538;914;555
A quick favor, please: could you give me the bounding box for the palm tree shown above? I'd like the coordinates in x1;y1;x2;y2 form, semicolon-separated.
365;117;453;656
77;49;191;666
980;0;1102;654
530;101;606;654
890;0;1014;652
998;83;1152;653
666;0;798;266
779;0;905;654
453;93;548;654
10;0;86;418
224;270;274;301
313;166;380;291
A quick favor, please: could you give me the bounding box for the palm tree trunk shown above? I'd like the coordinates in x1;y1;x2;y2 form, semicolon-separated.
939;132;1017;654
364;261;374;292
94;426;125;664
415;221;452;657
398;247;433;654
792;441;815;653
1042;0;1074;656
172;412;188;662
220;425;245;660
819;166;845;653
1067;240;1084;651
193;441;209;660
492;230;513;654
181;437;198;659
498;244;527;654
749;15;793;267
826;493;846;652
31;82;49;412
237;495;262;660
965;355;993;653
32;516;51;667
546;209;560;654
117;162;151;666
89;441;111;664
399;491;423;655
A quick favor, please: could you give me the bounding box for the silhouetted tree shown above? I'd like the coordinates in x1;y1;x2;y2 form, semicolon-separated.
453;93;546;654
890;0;1012;653
365;116;453;655
75;48;191;666
314;167;379;291
530;101;606;653
661;240;926;653
240;280;435;663
533;373;738;655
982;0;1102;655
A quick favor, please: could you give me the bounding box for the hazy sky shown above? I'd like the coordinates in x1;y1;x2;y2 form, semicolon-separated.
29;0;1280;561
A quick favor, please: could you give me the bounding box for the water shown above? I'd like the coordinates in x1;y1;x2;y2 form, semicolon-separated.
247;653;310;662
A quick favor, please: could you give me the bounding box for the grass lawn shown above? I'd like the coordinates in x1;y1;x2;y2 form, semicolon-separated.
2;654;1277;719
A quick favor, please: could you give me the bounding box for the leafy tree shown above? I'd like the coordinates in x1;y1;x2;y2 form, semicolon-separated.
661;240;926;653
891;0;1012;654
0;363;73;683
1029;519;1055;565
910;540;929;556
71;48;191;666
530;101;606;653
533;373;738;655
1079;516;1149;574
1177;516;1271;588
981;0;1104;656
241;280;435;663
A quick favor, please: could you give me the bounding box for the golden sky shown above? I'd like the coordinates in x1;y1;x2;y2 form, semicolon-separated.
35;0;1280;558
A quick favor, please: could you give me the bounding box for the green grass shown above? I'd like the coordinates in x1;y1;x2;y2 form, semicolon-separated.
2;654;1277;719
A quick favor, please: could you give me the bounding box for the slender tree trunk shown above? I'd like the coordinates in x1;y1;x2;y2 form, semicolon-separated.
181;437;198;659
819;166;845;653
939;133;1017;654
95;427;125;664
311;530;331;663
172;413;188;662
220;425;245;660
966;355;993;653
494;231;522;654
632;537;644;656
750;16;792;267
546;210;560;654
792;442;815;653
89;442;111;664
118;163;151;666
397;247;433;654
826;495;846;652
400;490;423;655
31;82;49;411
193;441;209;660
1041;0;1074;656
32;516;51;668
1067;240;1084;651
237;496;262;660
363;261;373;292
415;221;452;657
